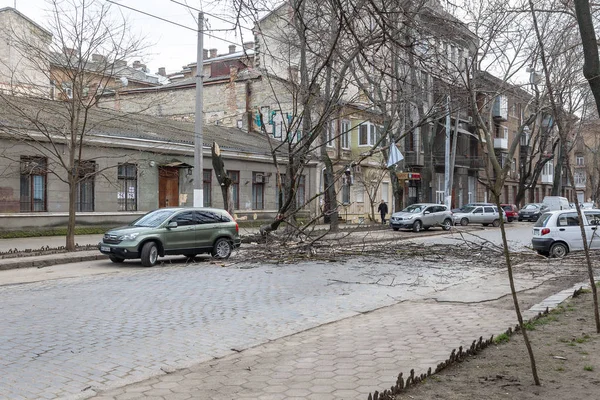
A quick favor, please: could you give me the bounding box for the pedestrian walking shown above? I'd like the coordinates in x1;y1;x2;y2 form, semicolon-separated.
378;199;388;225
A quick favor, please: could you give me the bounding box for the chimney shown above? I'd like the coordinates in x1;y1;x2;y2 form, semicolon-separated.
229;45;236;54
158;67;166;76
203;49;209;59
133;60;142;69
210;48;218;58
91;54;106;63
243;41;255;50
63;47;77;57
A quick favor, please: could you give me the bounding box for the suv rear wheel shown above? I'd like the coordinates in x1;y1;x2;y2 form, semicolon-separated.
442;219;452;231
141;242;159;267
492;219;500;227
212;238;233;259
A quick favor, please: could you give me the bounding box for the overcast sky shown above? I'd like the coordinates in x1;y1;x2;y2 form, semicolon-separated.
1;0;255;75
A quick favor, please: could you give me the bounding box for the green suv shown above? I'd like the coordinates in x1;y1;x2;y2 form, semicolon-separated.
98;207;241;267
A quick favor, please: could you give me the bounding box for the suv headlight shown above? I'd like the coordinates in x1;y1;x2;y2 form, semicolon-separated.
119;232;140;241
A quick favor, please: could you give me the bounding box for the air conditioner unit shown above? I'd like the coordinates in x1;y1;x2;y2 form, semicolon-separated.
255;174;264;183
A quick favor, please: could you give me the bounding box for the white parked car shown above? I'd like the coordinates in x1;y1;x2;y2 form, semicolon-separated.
531;209;600;257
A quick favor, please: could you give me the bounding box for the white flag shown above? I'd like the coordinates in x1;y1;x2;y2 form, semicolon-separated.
387;143;404;167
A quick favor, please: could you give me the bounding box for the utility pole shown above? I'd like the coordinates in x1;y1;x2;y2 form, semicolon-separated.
444;95;451;208
193;12;204;207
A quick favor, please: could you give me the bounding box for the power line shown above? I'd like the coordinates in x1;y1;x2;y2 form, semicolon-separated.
105;0;243;46
169;0;254;33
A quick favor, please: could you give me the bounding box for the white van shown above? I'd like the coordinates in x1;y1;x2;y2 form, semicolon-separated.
542;196;571;211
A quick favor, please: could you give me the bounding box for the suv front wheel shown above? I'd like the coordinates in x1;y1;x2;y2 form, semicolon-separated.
212;238;233;259
141;242;159;267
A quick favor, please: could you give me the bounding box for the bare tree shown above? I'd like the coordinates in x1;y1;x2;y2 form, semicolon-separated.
0;0;146;250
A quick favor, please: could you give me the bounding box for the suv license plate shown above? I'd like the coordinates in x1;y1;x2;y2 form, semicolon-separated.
100;246;111;252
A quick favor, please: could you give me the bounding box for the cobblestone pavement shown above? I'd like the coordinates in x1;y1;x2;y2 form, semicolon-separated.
0;251;508;400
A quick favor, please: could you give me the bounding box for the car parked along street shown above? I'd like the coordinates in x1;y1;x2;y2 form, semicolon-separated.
452;205;503;227
389;203;453;232
98;207;241;267
532;209;600;257
501;204;518;222
518;203;549;222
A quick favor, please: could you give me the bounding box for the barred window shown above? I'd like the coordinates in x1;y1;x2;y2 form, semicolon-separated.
20;156;47;212
77;161;95;212
203;169;211;207
118;163;137;211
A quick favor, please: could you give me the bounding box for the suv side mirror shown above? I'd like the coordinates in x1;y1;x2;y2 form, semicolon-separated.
167;221;178;229
423;211;430;215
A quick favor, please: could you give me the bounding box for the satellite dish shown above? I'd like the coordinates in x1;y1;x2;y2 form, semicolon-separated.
119;77;129;87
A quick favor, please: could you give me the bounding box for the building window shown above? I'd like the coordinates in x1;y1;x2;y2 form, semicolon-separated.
358;122;378;146
76;161;95;212
297;175;306;207
355;186;364;203
203;169;212;207
341;120;351;149
252;172;264;210
228;170;240;210
326;120;335;147
575;171;586;185
342;180;351;204
117;163;137;211
577;155;584;166
61;82;73;99
20;156;47;212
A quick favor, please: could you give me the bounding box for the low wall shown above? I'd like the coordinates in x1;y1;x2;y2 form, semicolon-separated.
0;210;310;231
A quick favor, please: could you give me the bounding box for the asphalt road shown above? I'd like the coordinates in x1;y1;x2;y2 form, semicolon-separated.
0;223;540;399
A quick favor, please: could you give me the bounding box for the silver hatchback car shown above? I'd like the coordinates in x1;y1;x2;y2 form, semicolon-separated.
389;203;453;232
452;205;503;227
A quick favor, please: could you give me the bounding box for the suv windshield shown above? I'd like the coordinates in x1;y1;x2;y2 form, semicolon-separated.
501;205;513;211
461;206;476;213
132;209;175;227
534;213;552;227
402;205;424;213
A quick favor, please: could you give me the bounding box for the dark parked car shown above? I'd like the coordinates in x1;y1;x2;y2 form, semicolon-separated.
518;203;548;222
98;207;241;267
501;204;519;222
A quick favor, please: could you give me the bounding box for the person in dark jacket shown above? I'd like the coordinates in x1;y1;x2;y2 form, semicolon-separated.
378;200;388;224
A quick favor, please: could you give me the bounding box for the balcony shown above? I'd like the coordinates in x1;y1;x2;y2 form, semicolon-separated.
494;138;508;150
470;157;486;169
492;95;508;121
541;174;553;184
404;152;423;167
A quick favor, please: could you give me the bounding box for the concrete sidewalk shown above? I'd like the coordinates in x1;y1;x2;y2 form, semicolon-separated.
87;283;581;400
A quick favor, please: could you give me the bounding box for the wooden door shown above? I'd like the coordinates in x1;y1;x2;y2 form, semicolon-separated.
159;167;179;208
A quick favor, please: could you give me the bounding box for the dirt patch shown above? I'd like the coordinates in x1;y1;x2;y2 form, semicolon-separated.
393;288;600;400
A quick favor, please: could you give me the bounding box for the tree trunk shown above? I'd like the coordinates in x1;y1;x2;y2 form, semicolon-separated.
211;142;233;214
66;173;76;251
493;191;541;385
574;0;600;117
